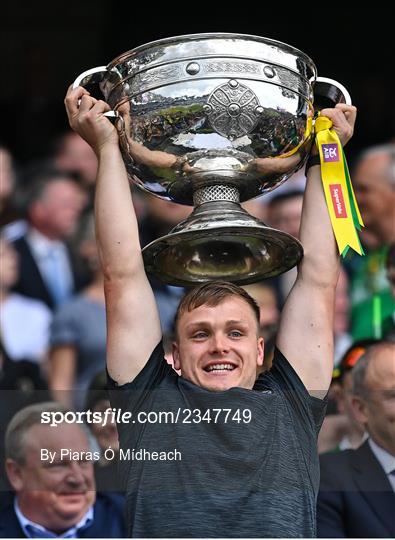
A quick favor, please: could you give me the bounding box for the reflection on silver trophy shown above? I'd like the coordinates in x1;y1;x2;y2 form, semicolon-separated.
73;33;351;286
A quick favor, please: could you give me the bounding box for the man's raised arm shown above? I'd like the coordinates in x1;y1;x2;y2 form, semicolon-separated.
65;86;162;385
277;104;357;397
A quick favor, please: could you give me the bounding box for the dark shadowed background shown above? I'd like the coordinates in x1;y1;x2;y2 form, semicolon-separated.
1;2;393;168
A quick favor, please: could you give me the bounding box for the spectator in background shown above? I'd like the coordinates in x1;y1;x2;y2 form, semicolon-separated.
243;282;280;374
318;339;377;453
0;237;51;367
350;143;395;340
11;169;89;310
52;131;98;190
242;282;280;339
383;242;395;339
0;402;125;538
0;238;51;493
0;146;27;240
267;189;304;242
85;372;123;494
0;146;17;222
241;195;268;222
317;341;395;538
386;243;395;297
265;188;304;306
333;266;352;364
49;213;106;410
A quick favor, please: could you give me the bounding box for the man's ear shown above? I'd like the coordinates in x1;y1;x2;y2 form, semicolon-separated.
350;395;368;426
172;342;181;371
257;337;264;367
5;459;24;491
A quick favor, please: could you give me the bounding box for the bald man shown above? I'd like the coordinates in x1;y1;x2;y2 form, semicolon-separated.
317;342;395;538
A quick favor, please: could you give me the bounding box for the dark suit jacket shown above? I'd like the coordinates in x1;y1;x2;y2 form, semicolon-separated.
317;440;395;538
0;493;126;538
12;236;89;310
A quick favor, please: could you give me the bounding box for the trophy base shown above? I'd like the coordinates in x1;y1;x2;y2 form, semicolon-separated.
142;200;303;286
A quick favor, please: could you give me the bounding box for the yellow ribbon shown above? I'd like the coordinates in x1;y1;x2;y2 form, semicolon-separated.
314;115;364;257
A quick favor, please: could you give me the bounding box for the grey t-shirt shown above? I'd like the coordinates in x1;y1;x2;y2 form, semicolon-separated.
108;342;326;538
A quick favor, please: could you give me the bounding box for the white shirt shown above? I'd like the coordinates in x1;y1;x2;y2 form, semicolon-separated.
338;430;368;451
369;437;395;491
0;293;52;362
14;498;93;538
27;228;74;305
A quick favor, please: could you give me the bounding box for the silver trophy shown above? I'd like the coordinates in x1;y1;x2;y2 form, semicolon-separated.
73;33;351;286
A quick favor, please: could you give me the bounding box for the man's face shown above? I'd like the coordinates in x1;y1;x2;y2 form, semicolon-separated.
33;179;86;238
353;153;395;235
268;195;303;240
172;296;264;391
0;147;15;200
352;347;395;455
6;422;95;533
55;133;98;186
337;372;364;433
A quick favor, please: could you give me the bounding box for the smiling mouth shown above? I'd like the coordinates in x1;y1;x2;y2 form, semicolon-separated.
203;363;237;373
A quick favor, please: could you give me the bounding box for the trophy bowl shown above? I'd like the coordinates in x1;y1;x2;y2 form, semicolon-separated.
73;33;350;286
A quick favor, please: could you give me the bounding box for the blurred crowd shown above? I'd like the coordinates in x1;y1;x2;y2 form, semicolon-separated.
0;132;394;537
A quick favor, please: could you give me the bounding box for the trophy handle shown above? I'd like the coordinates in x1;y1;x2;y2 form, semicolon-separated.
313;77;352;111
72;66;118;119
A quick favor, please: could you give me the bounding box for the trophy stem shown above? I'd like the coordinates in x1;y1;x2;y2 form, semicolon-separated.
193;185;240;207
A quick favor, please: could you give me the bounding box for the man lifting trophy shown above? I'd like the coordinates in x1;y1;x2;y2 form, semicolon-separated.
65;33;360;537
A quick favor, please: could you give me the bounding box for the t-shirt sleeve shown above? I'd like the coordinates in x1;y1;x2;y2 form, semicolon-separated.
255;347;327;434
49;303;79;347
107;340;176;414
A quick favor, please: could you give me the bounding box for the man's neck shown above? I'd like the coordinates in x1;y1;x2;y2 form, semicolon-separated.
30;224;60;242
348;427;366;449
0;288;10;304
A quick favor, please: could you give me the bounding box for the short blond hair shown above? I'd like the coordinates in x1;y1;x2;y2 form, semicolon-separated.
174;280;260;338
